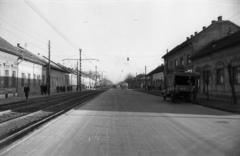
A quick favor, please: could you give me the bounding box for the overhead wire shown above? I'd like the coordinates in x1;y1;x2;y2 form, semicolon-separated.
24;0;98;69
1;27;63;60
0;12;75;59
26;0;98;69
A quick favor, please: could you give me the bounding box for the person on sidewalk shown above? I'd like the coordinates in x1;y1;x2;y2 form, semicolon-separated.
24;84;30;99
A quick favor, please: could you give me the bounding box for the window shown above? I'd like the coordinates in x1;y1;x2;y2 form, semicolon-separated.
28;73;31;86
175;59;178;67
233;66;240;84
21;73;25;87
12;71;16;87
180;57;184;66
42;75;45;84
187;55;191;64
217;69;224;84
4;70;9;88
37;75;40;85
33;74;36;86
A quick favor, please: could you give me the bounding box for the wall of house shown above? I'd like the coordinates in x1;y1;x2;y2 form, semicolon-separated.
0;51;18;98
164;19;240;75
152;72;164;90
42;67;68;93
192;21;240;53
193;45;240;97
17;60;42;97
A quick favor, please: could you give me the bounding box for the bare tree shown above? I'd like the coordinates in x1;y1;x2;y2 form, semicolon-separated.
223;56;239;104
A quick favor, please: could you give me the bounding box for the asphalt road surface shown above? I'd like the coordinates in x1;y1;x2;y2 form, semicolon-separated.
1;89;240;156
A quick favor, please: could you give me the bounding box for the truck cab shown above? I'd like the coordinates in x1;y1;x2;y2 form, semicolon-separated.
162;72;197;102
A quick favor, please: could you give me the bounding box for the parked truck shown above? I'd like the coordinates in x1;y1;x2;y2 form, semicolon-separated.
162;72;197;102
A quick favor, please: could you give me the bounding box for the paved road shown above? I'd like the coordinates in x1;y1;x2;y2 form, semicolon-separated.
1;89;240;156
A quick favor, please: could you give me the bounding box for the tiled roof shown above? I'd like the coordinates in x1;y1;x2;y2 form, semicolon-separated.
146;65;164;76
15;46;46;65
162;20;240;59
190;30;240;60
0;36;20;56
162;41;189;59
41;56;70;73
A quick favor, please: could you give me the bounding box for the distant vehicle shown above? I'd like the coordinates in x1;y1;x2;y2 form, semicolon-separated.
121;83;128;89
162;72;197;102
112;85;117;89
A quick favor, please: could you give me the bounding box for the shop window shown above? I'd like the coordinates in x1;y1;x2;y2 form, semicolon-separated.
233;66;240;84
217;68;224;84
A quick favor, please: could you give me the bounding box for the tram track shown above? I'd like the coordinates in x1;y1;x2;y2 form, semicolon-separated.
0;91;94;124
0;90;106;149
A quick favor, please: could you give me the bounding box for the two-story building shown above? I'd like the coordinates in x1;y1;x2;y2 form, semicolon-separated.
15;44;45;97
162;16;240;90
146;65;164;91
0;37;20;98
191;30;240;100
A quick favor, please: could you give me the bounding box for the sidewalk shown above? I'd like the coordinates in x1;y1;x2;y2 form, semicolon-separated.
196;93;240;113
134;89;240;113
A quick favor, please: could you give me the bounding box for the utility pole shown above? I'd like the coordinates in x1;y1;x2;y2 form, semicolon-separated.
95;66;97;88
145;66;146;90
77;61;78;91
48;40;51;95
79;49;82;95
136;72;137;89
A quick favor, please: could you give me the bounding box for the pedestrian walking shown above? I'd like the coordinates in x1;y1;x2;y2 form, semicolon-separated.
24;84;30;99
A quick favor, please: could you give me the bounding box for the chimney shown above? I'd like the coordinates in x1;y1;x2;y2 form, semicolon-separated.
212;20;216;24
190;35;193;38
203;26;206;30
187;37;189;40
195;32;198;35
17;43;20;47
218;16;222;21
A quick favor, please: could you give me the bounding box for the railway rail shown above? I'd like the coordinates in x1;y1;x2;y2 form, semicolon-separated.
0;89;106;149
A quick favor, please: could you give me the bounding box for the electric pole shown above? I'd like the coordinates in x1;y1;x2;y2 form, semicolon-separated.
79;49;82;95
95;66;97;88
77;61;78;91
48;40;51;95
145;66;146;90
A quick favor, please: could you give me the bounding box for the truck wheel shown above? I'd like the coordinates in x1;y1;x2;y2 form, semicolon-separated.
163;96;166;101
170;93;175;102
187;94;191;103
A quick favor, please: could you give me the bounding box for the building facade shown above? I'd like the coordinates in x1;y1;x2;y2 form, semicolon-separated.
162;16;240;92
163;16;240;75
0;37;19;98
15;45;44;97
191;30;240;98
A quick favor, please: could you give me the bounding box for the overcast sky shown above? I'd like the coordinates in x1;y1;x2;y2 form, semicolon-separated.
0;0;240;83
